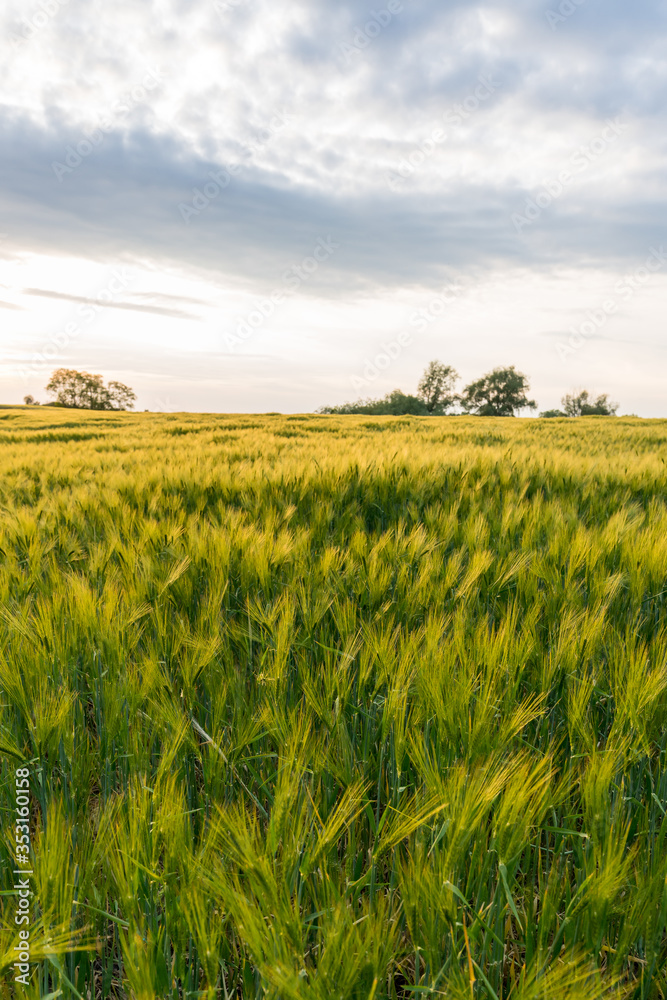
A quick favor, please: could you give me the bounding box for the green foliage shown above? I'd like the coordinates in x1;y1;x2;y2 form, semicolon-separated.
319;360;458;415
318;388;429;415
0;408;667;997
562;390;619;416
45;368;136;410
417;360;459;413
460;365;537;416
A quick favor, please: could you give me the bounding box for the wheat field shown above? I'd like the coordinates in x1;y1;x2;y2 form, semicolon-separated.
1;407;667;999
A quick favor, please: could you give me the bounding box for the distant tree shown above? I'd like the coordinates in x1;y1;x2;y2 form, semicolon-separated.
459;366;537;416
46;369;105;408
46;368;104;410
381;390;429;415
580;394;618;415
45;369;136;410
23;395;40;406
317;389;429;416
107;381;138;411
417;361;459;414
539;409;566;418
317;401;359;414
561;390;618;416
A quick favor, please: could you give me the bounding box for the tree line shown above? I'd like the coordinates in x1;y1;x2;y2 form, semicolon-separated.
24;369;137;410
21;365;619;417
318;362;619;417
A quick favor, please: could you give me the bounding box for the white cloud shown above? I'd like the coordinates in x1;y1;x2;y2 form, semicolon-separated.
0;0;665;413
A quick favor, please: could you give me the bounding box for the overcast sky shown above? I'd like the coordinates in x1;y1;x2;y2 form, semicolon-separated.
1;0;666;414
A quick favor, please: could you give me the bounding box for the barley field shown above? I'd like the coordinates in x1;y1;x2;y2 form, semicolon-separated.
2;407;667;999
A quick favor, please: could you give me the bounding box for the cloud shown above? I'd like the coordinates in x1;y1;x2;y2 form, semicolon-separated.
0;108;663;303
0;0;663;299
23;286;200;319
1;0;666;414
125;291;212;307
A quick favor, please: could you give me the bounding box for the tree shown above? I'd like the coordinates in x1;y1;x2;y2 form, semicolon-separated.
381;390;429;415
539;409;566;418
459;366;537;416
317;390;428;415
45;369;136;410
46;369;104;408
417;361;459;414
107;381;138;411
23;395;40;406
561;390;618;416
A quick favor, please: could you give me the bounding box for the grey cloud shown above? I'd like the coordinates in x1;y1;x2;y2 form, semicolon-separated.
125;291;213;307
1;0;666;297
0;111;665;300
23;287;201;319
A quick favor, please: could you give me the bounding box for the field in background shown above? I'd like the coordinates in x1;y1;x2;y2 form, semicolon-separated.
1;408;667;998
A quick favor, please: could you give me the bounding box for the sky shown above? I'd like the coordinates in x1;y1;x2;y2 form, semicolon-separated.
1;0;666;414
